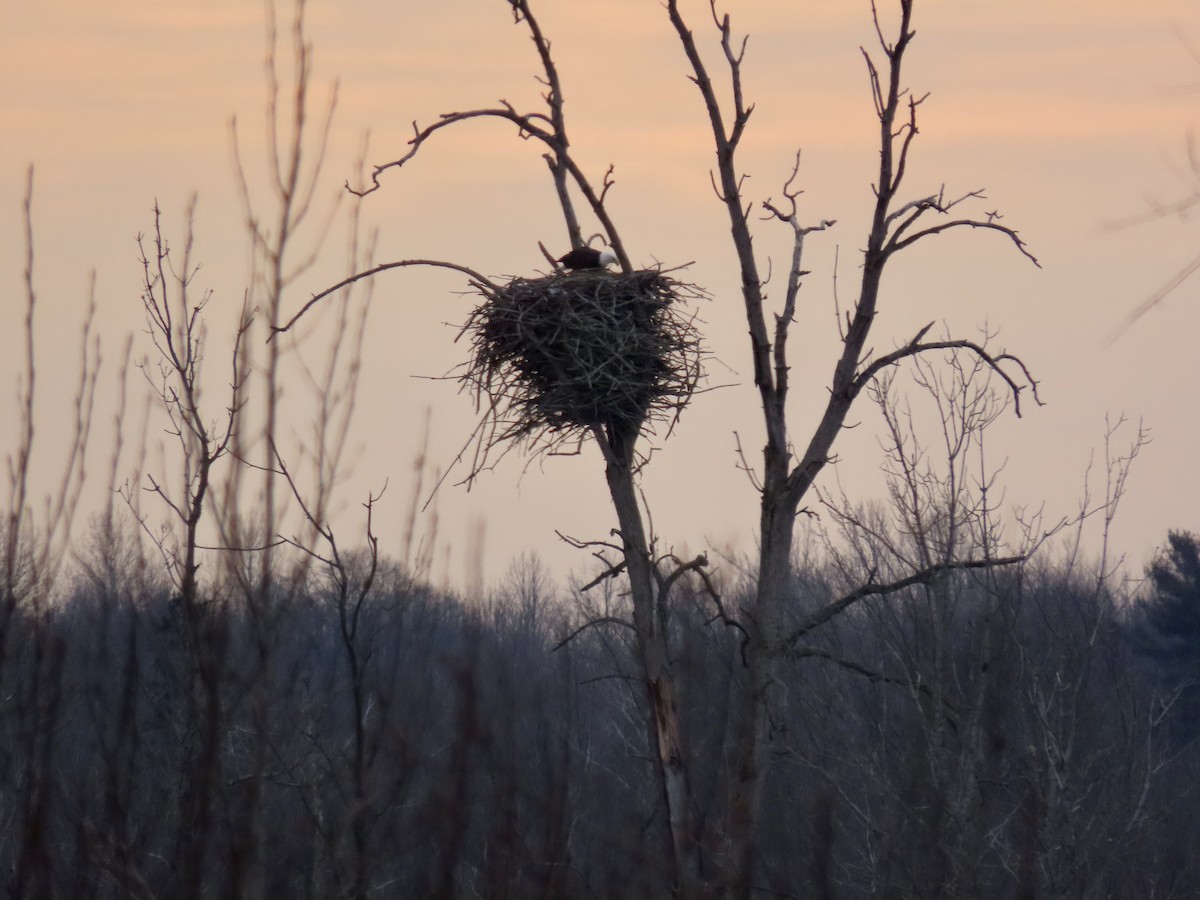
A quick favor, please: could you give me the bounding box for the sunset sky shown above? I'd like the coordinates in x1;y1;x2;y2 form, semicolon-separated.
3;0;1199;590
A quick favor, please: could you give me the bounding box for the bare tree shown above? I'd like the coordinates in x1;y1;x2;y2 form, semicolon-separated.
229;0;340;603
126;198;251;900
274;1;1048;895
278;1;715;892
1009;419;1153;898
274;449;384;900
3;167;100;630
808;347;1039;896
219;5;378;894
664;0;1041;893
130;198;250;610
2;166;101;900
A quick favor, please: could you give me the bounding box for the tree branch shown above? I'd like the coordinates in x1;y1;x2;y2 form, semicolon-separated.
272;259;498;337
349;105;551;197
888;211;1040;267
345;0;632;270
552;615;636;652
761;149;836;414
783;554;1027;649
788;643;959;724
851;325;1043;417
786;317;1041;507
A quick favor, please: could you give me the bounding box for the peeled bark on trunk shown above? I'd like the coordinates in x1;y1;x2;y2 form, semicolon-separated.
598;427;706;897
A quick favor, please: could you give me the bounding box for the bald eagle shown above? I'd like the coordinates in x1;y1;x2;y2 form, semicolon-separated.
558;247;618;271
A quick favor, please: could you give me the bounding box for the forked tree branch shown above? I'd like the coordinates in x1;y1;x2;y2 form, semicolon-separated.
883;185;1038;266
346;0;630;270
657;552;710;601
762;150;836;411
555;528;625;564
666;0;773;403
658;550;751;658
779;0;1040;516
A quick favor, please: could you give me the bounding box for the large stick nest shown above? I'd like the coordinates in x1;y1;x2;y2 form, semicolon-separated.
460;269;707;456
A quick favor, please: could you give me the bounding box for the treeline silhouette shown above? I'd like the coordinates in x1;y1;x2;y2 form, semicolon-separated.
2;517;1199;899
6;1;1199;893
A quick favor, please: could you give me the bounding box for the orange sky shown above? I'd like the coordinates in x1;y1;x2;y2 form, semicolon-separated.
3;0;1199;591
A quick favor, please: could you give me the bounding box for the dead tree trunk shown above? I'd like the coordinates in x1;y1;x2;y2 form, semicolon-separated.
667;1;1040;894
297;1;1042;892
595;424;706;897
321;2;702;890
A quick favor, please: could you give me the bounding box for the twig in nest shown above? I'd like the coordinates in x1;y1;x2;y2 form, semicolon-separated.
459;269;708;476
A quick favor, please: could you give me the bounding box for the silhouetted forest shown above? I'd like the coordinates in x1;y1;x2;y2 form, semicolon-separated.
1;517;1199;898
7;1;1200;897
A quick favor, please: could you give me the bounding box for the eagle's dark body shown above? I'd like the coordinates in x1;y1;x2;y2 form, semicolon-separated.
558;247;618;271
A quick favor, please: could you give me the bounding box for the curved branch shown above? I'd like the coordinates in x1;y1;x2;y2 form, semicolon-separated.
272;259;498;337
658;552;710;604
660;550;751;661
552;615;636;652
851;326;1043;417
783;554;1027;649
888;215;1040;267
351;102;633;271
349;106;554;197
